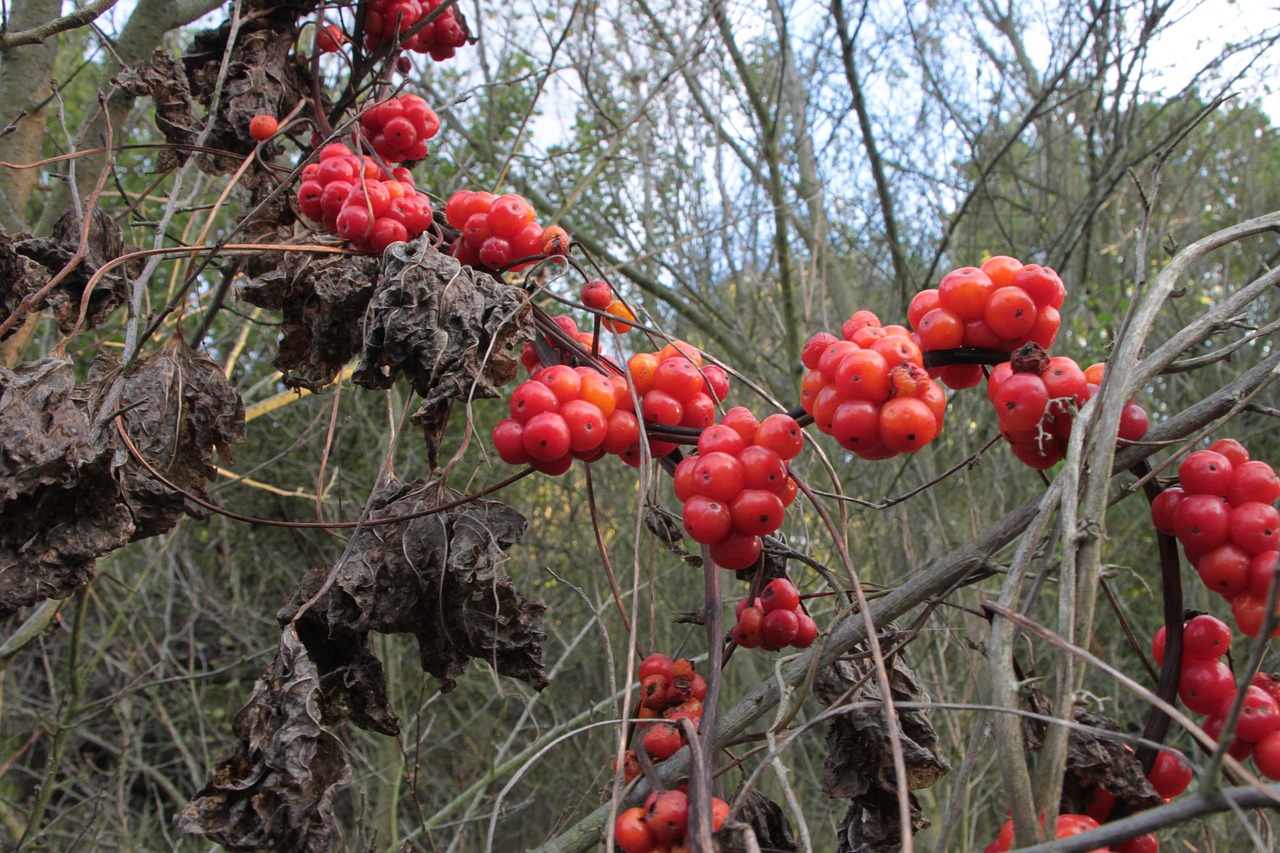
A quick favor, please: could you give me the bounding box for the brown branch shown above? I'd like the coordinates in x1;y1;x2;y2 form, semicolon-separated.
0;0;119;52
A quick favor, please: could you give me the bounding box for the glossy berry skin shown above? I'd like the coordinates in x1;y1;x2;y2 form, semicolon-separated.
1182;614;1232;659
614;807;654;853
1180;450;1234;497
640;654;674;681
1147;750;1193;799
1254;730;1280;780
1178;659;1236;714
761;609;799;650
1222;685;1280;743
249;114;278;140
761;578;801;613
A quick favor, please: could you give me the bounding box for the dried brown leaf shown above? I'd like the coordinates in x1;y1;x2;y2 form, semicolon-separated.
1058;708;1162;818
177;625;352;852
183;17;317;175
0;223;49;339
0;356;133;616
354;241;532;463
815;646;950;852
95;335;247;539
279;477;545;697
715;787;798;851
13;209;132;333
238;252;381;392
115;51;201;171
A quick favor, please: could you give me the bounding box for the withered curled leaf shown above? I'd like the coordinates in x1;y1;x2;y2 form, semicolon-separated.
13;209;132;333
237;252;381;392
98;335;247;539
280;477;545;697
177;626;352;852
0;337;243;616
0;356;132;617
1058;708;1161;818
816;644;950;852
354;240;532;463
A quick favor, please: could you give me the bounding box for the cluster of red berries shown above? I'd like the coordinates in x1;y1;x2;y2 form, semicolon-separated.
731;578;816;650
1150;614;1280;778
616;655;707;773
909;256;1064;390
491;364;635;475
296;142;433;252
986;348;1149;469
614;788;729;853
673;409;802;570
800;310;947;459
444;190;570;273
1150;439;1280;636
361;0;469;61
356;94;440;164
580;279;639;334
986;812;1156;853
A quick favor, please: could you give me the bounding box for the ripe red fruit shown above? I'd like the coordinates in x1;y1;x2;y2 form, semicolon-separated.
682;496;733;544
1180;450;1234;497
316;23;345;52
754;414;804;460
732;606;764;648
1150;486;1185;536
640;654;674;681
249;114;278;141
709;530;762;570
1227;460;1280;506
1254;730;1280;780
642;722;683;761
729;489;785;536
937;267;994;321
1178;658;1236;714
521;412;571;462
1224;685;1280;742
1172;494;1230;552
792;612;818;648
1147;750;1193;798
645;789;689;843
880;397;939;453
761;608;799;649
614;807;654;853
580;279;613;310
984;287;1037;338
760;578;801;613
491;419;529;465
692;452;746;502
1182;614;1232;659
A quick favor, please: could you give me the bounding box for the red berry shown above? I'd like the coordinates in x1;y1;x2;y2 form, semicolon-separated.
1180;450;1234;497
729;489;785;536
614;807;654;853
1178;658;1236;714
1182;614;1232;659
249;114;278;141
645;790;689;843
581;279;613;310
709;530;762;570
1147;750;1193;798
1224;685;1280;743
316;23;345;53
640;654;674;681
761;608;799;650
754;414;804;460
682;496;733;544
732;606;764;648
642;722;683;761
760;578;800;613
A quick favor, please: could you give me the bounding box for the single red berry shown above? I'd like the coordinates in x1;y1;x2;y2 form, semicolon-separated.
1147;750;1193;799
249;114;278;141
760;578;800;613
761;608;799;650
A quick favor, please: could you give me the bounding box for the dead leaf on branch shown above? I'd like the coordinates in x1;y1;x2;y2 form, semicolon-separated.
0;223;50;340
0;337;244;616
237;252;381;392
177;625;352;852
714;788;798;852
815;644;951;853
12;209;134;333
279;477;546;698
354;240;532;463
0;356;132;616
1057;708;1161;818
95;335;247;539
183;14;318;175
115;50;201;172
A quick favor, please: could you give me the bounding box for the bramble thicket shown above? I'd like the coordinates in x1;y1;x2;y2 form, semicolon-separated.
1;1;1280;851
